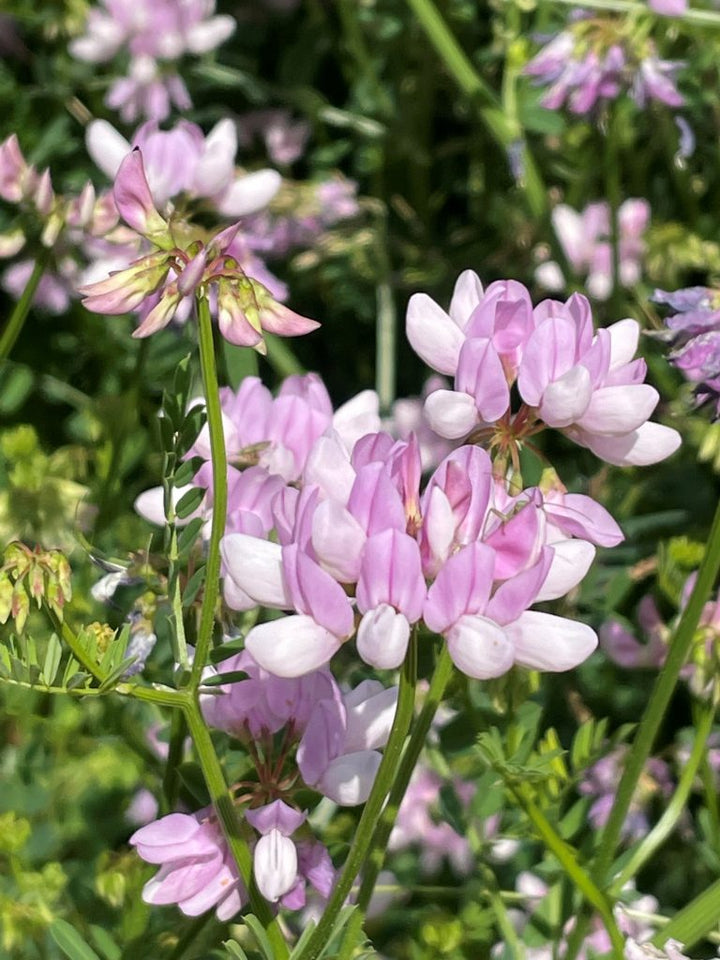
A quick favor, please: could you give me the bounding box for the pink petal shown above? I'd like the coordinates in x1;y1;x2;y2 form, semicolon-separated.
423;389;479;440
406;293;465;375
357;606;410;670
445;615;514;679
575;384;659;435
505;611;598;671
220;534;290;609
245;615;343;677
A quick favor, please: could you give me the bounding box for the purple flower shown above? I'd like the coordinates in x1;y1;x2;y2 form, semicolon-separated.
525;19;684;116
653;285;720;415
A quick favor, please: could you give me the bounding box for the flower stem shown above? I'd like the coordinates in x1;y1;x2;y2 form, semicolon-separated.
295;632;421;960
593;495;720;885
609;702;716;894
190;293;227;687
335;643;454;960
182;700;290;959
0;253;49;360
511;787;625;956
604;108;622;317
403;0;546;217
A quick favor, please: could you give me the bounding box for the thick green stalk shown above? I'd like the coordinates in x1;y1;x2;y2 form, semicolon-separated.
609;703;716;893
513;789;625;956
295;633;419;960
594;496;720;885
0;253;48;359
336;645;454;959
403;0;546;217
190;294;228;687
182;701;290;959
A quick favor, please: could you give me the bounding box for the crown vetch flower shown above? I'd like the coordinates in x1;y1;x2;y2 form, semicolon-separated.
130;809;246;920
408;271;681;467
79;150;319;350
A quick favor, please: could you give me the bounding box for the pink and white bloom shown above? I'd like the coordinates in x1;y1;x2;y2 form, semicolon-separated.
130;809;246;920
407;271;681;466
297;680;398;805
80;150;319;349
70;0;235;122
536;198;650;301
86;118;281;215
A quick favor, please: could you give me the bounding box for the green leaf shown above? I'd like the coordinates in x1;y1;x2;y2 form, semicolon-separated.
243;915;275;960
40;633;62;687
223;941;251;960
177;517;205;557
49;920;102;960
176;486;206;519
0;363;33;414
97;657;138;692
223;340;259;389
180;407;207;448
209;636;247;663
652;877;720;949
182;565;207;609
88;926;121;960
202;670;250;687
174;456;205;488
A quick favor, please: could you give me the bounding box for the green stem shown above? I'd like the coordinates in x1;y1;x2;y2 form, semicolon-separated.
403;0;546;217
0;253;48;360
594;496;720;885
609;704;716;894
161;708;187;816
513;788;625;956
296;632;420;960
375;280;396;415
45;606;107;684
182;700;290;959
604;110;622;318
265;334;305;377
190;294;228;687
336;645;454;960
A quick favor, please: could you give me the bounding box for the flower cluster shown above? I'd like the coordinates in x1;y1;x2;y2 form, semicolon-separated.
536;198;649;301
602;572;720;699
525;15;684;115
69;0;235;122
0;134;118;312
130;649;398;917
220;429;623;681
652;286;720;416
79;150;318;349
407;271;680;466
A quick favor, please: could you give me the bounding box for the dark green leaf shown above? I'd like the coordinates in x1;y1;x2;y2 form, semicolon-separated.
174;456;205;488
178;517;205;557
182;565;207;608
176;487;206;519
209;636;247;663
202;670;250;687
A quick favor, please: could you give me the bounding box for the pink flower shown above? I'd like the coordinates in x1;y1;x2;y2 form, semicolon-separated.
297;680;398;805
406;271;681;467
70;0;235;122
79;150;319;349
130;809;246;920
